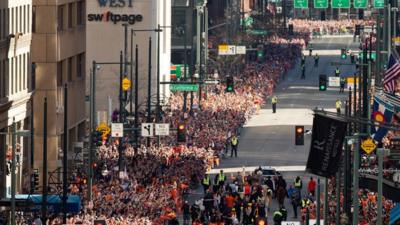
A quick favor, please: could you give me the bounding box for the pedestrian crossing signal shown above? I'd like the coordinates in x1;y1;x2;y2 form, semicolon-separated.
177;123;186;142
295;125;304;145
341;48;347;59
319;74;327;91
226;76;234;92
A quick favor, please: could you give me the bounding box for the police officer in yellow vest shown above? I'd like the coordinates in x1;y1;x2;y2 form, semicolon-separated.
294;176;302;191
231;134;239;157
301;198;311;208
202;174;211;194
273;209;284;225
215;170;226;190
336;99;342;114
271;96;278;113
335;67;341;77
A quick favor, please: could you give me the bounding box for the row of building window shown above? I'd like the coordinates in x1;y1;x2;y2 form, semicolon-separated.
0;5;31;39
57;53;85;87
0;53;30;99
57;1;85;31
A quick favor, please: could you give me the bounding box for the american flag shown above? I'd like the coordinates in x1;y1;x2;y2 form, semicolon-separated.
384;50;400;93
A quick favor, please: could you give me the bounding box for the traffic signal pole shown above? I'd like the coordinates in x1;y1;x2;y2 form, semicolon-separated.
62;84;68;224
119;51;124;172
147;37;152;147
10;119;16;225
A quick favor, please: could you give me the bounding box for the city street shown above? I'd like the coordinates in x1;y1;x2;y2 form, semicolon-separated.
186;35;358;224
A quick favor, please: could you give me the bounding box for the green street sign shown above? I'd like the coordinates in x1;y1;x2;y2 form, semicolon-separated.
314;0;328;8
170;84;199;92
246;29;268;35
294;0;308;8
354;0;367;8
373;0;384;8
332;0;350;8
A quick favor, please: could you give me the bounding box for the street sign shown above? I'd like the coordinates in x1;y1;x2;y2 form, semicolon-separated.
111;123;124;137
346;77;359;89
328;77;340;87
354;0;367;8
122;77;131;91
281;222;300;225
361;138;377;154
141;123;154;137
170;84;199;92
170;64;188;79
204;79;220;84
276;6;282;13
332;0;350;8
246;29;268;35
155;123;170;136
309;219;324;225
314;0;328;8
393;37;400;46
96;123;111;138
373;0;384;8
294;0;308;8
218;45;236;55
236;46;246;54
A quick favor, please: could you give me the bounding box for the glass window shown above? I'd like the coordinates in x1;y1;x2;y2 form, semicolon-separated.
77;1;84;25
32;6;35;33
76;53;84;78
68;3;73;28
57;61;63;86
68;57;72;81
57;5;64;31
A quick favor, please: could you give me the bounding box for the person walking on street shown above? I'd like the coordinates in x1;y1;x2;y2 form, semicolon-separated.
301;64;306;79
231;134;239;157
202;174;211;194
294;176;302;191
314;53;319;67
273;208;284;225
335;67;341;77
288;185;301;219
182;200;191;225
215;170;226;190
271;96;278;113
301;55;306;66
336;99;342;114
307;177;316;197
339;77;346;93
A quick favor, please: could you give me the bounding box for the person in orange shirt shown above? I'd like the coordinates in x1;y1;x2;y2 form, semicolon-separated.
307;177;316;197
225;193;236;209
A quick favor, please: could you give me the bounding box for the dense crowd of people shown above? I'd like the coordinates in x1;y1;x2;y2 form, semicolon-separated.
289;19;375;36
13;19;399;225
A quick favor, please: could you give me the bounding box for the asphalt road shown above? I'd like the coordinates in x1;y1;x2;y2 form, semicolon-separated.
184;36;358;224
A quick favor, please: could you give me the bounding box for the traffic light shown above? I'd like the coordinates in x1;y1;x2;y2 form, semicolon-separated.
177;123;186;142
31;170;39;193
295;125;304;145
226;76;234;92
257;45;264;61
355;24;361;35
92;131;103;147
319;74;327;91
341;48;347;59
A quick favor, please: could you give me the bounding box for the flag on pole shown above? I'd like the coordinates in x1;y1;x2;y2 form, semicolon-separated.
371;96;394;142
383;50;400;93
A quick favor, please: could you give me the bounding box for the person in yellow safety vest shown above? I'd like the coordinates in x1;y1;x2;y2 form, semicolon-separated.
214;170;226;189
271;96;278;113
273;209;283;225
336;99;342;114
294;176;302;190
231;134;239;157
335;67;341;77
202;174;210;194
301;198;311;208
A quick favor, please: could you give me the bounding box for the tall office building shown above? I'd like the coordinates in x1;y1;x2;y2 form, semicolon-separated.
0;0;33;197
31;0;86;184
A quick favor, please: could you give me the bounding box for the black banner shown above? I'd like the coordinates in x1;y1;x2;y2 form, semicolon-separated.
306;114;348;178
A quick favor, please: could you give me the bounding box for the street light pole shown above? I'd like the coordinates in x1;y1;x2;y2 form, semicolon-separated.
316;177;321;225
147;37;152;147
118;51;124;172
352;135;361;225
134;45;139;154
10;119;16;225
42;98;48;224
62;84;68;224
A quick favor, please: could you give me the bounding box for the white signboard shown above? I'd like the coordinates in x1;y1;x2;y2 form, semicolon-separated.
309;219;324;225
281;222;300;225
218;45;236;55
141;123;154;137
328;77;340;87
155;123;170;136
111;123;124;137
236;46;246;54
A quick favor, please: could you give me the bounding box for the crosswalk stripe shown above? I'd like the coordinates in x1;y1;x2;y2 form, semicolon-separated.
207;165;306;174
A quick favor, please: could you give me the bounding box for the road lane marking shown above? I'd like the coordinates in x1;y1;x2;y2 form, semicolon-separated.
207;165;306;174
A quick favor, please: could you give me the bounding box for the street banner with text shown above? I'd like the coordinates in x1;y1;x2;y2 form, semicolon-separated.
314;0;328;8
332;0;350;8
306;114;348;178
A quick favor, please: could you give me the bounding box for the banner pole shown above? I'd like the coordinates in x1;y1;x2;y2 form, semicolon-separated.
316;177;321;225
